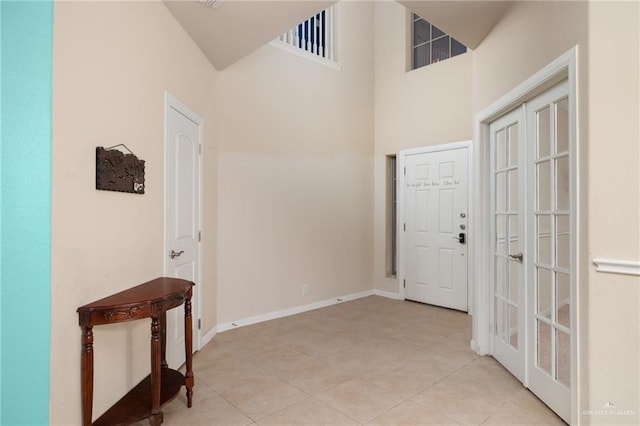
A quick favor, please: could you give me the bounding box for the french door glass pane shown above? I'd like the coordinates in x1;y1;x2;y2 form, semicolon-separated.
556;156;570;211
508;263;518;303
508;170;519;210
537;267;552;320
496;172;506;211
496;298;505;339
537;106;551;158
537;161;551;211
496;257;507;295
509;305;518;349
537;320;552;375
556;98;569;154
537;215;551;265
556;273;571;328
556;330;571;387
508;124;519;166
496;129;507;169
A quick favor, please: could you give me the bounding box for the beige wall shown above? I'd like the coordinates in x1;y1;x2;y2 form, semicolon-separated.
586;2;640;423
51;2;218;422
373;1;473;294
214;1;375;324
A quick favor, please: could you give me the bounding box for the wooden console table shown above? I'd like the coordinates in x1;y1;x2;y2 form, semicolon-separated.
77;277;195;426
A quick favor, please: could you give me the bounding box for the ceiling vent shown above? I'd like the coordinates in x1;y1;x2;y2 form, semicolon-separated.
200;0;222;9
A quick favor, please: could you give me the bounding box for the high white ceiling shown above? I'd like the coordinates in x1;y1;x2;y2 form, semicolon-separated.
163;0;512;70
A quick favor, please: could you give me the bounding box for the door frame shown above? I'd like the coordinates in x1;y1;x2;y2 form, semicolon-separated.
398;140;473;310
471;47;580;423
163;92;203;352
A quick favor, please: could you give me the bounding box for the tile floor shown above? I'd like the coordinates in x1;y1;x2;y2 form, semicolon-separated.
156;296;565;425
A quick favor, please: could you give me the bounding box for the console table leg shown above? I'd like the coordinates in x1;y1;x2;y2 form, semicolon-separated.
81;326;94;426
160;311;168;370
150;315;162;421
184;294;194;407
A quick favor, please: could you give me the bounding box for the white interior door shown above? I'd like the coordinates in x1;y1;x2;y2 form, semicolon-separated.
404;147;468;311
489;107;526;382
526;81;571;422
165;95;201;368
487;80;572;423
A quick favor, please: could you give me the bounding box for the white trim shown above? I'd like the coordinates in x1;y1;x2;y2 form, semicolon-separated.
216;290;374;333
592;258;640;276
372;289;403;300
268;40;342;71
201;290;401;347
472;46;579;425
398;140;473;310
164;92;204;352
201;325;217;348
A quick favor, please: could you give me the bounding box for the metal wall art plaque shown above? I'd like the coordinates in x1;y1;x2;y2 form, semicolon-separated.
96;145;145;194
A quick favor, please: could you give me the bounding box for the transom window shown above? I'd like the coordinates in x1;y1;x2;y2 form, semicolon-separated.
412;14;467;70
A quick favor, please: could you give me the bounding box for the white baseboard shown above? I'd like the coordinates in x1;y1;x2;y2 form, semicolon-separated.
200;325;217;348
372;289;403;300
216;290;375;333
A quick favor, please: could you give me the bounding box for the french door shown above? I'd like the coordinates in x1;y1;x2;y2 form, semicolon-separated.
490;107;526;382
489;80;572;423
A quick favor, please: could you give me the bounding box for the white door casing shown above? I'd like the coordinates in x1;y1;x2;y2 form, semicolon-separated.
164;93;202;368
401;143;470;311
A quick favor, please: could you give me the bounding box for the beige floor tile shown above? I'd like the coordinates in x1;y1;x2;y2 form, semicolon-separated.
279;359;354;395
257;398;359;426
197;357;272;393
317;377;404;424
251;345;315;373
221;374;309;421
289;332;355;359
163;391;253;426
411;357;523;425
482;389;566;425
360;355;457;398
367;400;462;425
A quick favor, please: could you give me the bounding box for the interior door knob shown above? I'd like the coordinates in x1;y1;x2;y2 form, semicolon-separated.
170;250;184;259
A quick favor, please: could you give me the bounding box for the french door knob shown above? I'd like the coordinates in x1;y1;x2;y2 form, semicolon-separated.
170;250;184;259
509;252;524;262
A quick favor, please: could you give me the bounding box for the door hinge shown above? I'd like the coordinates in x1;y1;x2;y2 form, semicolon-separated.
403;223;406;231
198;144;202;155
198;231;201;242
197;319;202;330
403;167;406;176
403;279;406;288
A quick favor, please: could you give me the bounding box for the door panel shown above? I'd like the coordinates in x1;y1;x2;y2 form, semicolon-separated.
489;107;526;382
165;104;201;369
526;80;571;422
405;147;468;311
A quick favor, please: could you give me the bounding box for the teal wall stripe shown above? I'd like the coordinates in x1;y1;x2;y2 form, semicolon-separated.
1;1;53;424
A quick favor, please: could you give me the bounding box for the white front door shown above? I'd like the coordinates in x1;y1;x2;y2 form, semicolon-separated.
165;94;201;368
489;107;526;382
404;146;469;311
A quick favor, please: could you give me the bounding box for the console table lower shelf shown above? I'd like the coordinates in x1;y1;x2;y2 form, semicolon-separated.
93;369;184;426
